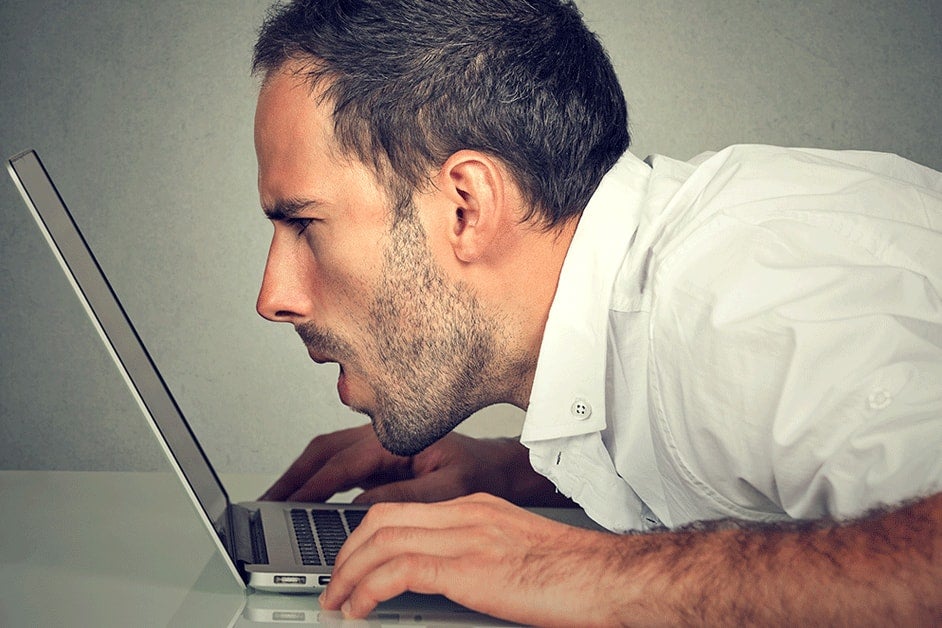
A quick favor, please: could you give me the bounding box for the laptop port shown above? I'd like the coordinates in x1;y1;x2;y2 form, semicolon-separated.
274;575;307;585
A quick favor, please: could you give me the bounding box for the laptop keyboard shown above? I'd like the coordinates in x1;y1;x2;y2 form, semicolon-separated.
291;508;366;566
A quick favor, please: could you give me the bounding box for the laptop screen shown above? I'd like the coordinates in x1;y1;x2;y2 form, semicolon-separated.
7;150;230;529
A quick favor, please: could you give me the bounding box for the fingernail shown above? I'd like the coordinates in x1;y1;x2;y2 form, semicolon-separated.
318;592;325;607
341;600;352;617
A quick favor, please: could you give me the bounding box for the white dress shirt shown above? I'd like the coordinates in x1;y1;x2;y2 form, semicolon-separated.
522;145;942;533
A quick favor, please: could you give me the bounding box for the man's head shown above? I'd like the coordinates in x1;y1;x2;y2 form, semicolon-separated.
253;0;628;455
252;0;629;226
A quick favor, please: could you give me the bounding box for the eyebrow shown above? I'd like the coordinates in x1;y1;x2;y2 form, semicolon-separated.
262;197;323;221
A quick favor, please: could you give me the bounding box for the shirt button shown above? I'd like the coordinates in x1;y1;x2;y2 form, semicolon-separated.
570;398;592;420
868;389;892;410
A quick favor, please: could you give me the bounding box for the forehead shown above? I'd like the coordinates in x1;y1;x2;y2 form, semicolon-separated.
254;65;387;212
255;67;333;179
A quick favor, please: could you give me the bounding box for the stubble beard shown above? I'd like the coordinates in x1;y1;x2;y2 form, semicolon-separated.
295;198;519;457
360;204;511;457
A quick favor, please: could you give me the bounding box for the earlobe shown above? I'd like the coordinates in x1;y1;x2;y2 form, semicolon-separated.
438;150;507;263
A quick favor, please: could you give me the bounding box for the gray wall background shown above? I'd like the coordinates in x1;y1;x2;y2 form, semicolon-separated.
2;1;940;473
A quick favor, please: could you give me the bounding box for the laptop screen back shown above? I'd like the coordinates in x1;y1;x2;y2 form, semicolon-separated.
7;150;230;528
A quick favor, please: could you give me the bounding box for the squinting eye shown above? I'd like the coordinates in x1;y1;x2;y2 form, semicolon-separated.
286;218;314;234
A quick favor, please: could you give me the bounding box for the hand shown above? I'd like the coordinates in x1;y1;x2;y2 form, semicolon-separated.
322;492;942;626
261;424;572;506
319;493;619;625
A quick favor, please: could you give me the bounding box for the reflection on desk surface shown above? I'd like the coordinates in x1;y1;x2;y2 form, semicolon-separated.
238;592;516;627
2;471;521;627
173;547;517;627
173;530;516;626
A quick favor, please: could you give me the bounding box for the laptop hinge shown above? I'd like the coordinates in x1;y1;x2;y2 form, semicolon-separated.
230;504;269;565
213;509;238;563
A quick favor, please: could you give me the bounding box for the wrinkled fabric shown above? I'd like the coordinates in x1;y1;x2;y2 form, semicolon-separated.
523;145;942;533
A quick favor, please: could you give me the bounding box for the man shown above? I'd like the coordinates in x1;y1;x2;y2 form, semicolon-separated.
251;0;941;624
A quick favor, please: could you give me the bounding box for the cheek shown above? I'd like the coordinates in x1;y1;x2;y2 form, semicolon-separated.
306;236;384;314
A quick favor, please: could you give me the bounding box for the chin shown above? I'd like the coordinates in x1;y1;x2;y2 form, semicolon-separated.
369;413;455;458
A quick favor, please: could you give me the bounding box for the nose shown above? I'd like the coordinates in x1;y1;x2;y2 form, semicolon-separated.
256;231;313;324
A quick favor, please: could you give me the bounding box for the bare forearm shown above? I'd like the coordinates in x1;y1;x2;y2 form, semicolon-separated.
608;492;942;626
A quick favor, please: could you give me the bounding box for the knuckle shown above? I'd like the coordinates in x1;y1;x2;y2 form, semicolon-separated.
370;525;401;546
347;559;423;615
308;433;327;447
302;434;328;456
360;501;399;528
455;492;505;517
392;553;437;589
365;501;395;519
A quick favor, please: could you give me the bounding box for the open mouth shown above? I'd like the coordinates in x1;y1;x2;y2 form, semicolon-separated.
336;365;350;405
305;347;351;403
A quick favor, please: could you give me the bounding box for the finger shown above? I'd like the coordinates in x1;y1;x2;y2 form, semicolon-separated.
262;428;364;500
352;469;471;504
323;526;479;614
327;517;602;626
261;425;371;500
333;553;457;620
335;495;519;568
287;435;406;502
344;495;491;532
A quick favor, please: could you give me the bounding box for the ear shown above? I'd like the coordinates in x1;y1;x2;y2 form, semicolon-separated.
436;150;509;263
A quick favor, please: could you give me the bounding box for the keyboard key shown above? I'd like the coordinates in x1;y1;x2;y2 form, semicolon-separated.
311;510;346;565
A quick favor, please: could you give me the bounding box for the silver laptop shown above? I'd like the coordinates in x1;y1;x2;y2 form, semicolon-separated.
7;149;602;596
7;148;370;593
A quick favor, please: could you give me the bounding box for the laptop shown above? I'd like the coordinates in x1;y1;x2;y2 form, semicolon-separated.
7;149;602;596
7;148;370;592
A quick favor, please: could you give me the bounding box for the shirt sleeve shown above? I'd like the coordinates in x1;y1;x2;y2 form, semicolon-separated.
648;147;942;521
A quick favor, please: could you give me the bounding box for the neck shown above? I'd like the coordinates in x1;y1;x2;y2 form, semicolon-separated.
490;216;580;410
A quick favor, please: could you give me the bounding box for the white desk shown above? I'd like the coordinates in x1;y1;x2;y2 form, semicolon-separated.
0;471;513;626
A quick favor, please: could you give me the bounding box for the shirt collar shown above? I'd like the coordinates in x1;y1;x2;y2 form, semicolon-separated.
521;152;651;443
